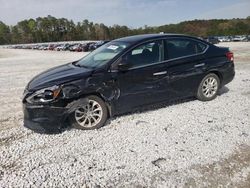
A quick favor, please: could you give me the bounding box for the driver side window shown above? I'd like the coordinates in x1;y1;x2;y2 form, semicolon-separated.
125;40;164;69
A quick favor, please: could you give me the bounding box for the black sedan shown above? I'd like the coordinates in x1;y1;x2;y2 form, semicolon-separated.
23;34;235;133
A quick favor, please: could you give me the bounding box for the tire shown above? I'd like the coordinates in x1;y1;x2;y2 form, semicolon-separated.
69;95;108;130
196;73;220;101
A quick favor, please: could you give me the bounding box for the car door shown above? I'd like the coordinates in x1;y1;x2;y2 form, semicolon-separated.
164;37;209;98
110;40;171;113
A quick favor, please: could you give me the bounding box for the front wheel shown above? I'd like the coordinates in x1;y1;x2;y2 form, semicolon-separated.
70;95;108;130
196;73;220;101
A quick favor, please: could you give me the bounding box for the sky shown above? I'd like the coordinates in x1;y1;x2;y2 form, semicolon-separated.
0;0;249;27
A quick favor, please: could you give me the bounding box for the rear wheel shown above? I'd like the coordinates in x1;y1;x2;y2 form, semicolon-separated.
197;73;220;101
70;95;108;130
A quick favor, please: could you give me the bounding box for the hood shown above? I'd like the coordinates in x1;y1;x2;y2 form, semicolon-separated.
27;63;92;91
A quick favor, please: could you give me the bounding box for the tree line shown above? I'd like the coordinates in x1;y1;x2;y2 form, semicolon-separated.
0;15;250;45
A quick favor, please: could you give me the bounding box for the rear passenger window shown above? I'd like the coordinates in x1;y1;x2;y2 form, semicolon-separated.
165;38;207;60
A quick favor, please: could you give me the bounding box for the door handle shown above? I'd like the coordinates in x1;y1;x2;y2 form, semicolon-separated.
153;71;167;76
194;63;205;68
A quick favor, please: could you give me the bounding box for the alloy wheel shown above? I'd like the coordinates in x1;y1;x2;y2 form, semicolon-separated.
202;77;218;98
74;99;103;128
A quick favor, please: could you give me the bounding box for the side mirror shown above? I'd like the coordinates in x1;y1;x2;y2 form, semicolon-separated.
117;58;130;71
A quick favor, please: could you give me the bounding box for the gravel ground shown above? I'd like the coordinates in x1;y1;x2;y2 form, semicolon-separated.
0;43;250;187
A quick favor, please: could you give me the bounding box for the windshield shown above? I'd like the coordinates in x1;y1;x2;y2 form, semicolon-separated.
76;41;129;68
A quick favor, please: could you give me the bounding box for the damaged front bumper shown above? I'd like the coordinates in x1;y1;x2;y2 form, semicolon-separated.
23;103;69;134
23;98;88;134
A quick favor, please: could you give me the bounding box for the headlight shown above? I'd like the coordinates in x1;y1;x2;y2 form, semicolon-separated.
26;85;61;104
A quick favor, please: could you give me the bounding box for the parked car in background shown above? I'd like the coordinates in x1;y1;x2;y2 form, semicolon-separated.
89;40;110;51
75;44;84;52
218;36;231;42
37;45;46;50
233;35;247;42
22;34;235;133
62;44;74;51
55;44;65;51
247;35;250;42
61;43;70;51
204;36;219;44
32;45;39;50
82;42;95;52
69;44;80;52
69;43;92;52
48;44;56;50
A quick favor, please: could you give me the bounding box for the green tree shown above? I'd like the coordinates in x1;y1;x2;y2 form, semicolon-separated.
0;15;250;45
0;21;11;44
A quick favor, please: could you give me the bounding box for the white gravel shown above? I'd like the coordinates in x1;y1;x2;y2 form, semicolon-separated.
0;43;250;187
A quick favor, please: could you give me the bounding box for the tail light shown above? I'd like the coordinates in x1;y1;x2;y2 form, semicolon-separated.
226;51;234;62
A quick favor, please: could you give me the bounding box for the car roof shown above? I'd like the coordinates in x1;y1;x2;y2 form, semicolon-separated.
113;33;186;43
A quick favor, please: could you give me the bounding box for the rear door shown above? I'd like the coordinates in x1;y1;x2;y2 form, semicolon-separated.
164;37;209;98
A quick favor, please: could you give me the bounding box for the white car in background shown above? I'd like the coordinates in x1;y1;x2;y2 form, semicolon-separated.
218;36;231;42
233;35;247;42
54;44;65;51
